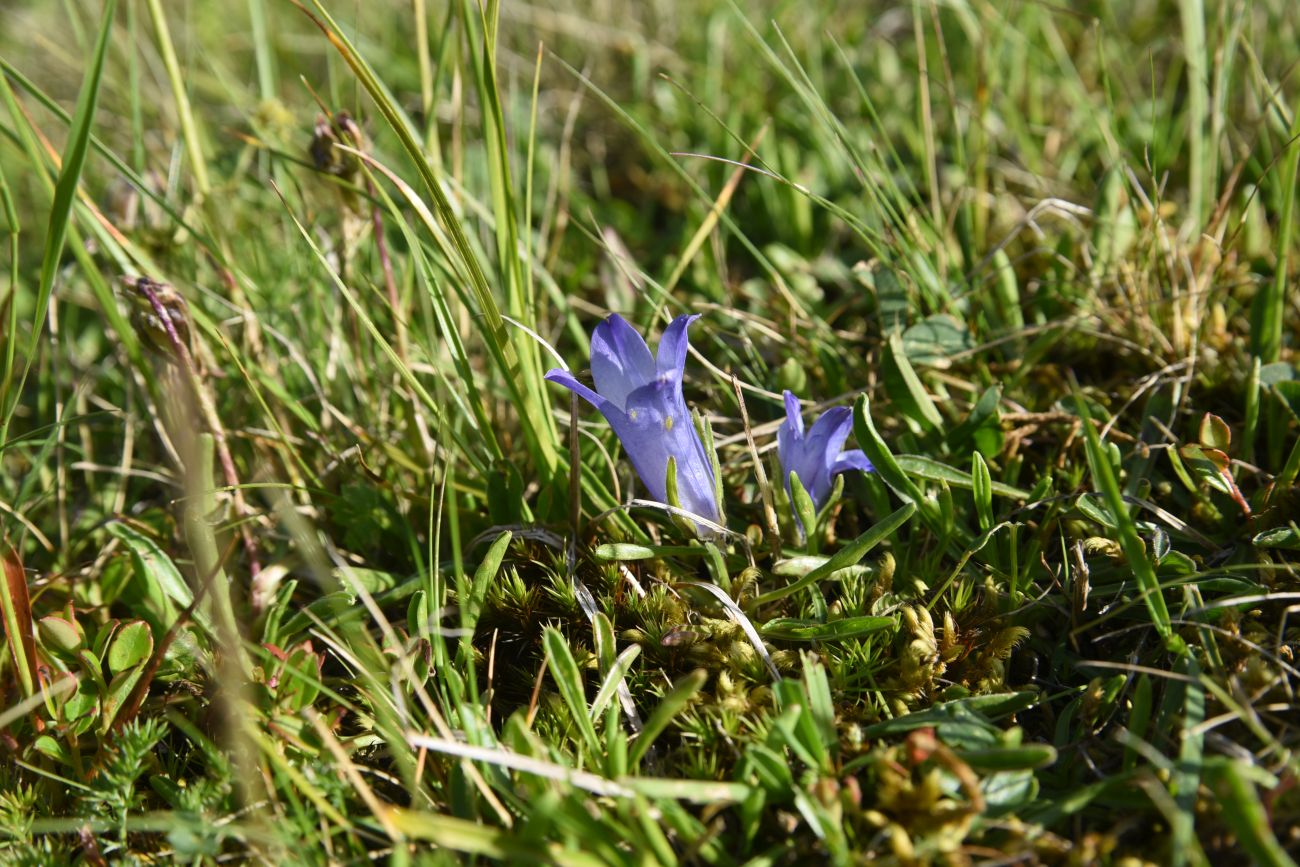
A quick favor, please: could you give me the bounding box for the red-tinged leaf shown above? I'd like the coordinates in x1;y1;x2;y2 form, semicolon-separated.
1;546;37;698
1179;443;1231;471
1179;446;1251;515
38;616;84;660
1198;413;1232;450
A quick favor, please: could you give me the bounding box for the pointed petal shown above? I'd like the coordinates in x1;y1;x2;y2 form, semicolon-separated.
545;369;612;415
778;443;826;509
833;449;875;475
782;390;805;438
590;314;655;410
787;407;849;507
655;314;700;383
806;406;853;461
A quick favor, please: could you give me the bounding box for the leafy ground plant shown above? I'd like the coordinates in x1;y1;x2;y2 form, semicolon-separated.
1;0;1299;863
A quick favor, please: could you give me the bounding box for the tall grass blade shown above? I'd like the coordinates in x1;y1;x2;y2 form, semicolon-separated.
0;0;114;439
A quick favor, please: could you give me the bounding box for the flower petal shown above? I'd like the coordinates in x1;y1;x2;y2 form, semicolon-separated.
779;445;826;509
782;390;805;438
610;378;719;523
545;369;613;416
590;314;655;410
833;449;875;476
806;406;853;463
655;314;700;383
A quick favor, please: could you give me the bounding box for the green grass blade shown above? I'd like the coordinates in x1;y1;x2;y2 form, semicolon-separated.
1073;389;1181;652
1206;761;1299;867
543;626;603;760
145;0;209;197
297;0;560;476
1251;99;1300;365
589;644;642;723
755;502;915;606
629;669;707;768
0;0;115;440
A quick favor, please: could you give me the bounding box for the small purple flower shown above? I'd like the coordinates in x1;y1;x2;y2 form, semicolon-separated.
777;390;875;513
545;314;720;528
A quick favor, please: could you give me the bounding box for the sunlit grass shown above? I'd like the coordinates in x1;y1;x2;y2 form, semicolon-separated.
1;1;1298;863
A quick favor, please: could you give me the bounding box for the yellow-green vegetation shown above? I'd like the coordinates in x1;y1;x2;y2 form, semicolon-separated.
1;0;1298;863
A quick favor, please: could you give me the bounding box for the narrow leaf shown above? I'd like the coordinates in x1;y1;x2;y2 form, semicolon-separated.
1073;393;1180;651
1;546;36;697
542;626;602;758
3;0;116;434
629;669;707;768
755;502;915;606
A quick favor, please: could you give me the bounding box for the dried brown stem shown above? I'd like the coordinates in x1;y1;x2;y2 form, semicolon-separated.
135;279;263;584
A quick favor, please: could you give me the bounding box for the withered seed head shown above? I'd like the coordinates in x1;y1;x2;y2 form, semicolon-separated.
310;111;366;180
121;275;192;360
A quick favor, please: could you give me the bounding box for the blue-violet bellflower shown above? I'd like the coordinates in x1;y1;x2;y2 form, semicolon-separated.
777;390;875;518
545;314;720;530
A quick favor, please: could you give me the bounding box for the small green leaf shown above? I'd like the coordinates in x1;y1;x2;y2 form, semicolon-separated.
103;667;145;728
62;678;100;722
788;470;818;545
108;620;154;675
593;543;705;561
589;644;641;722
664;454;681;510
946;385;1003;456
760;616;894;642
851;395;924;504
901;314;973;364
895;454;1029;500
982;769;1039;809
465;531;510;631
33;734;72;765
972;452;993;532
1198;413;1232;450
956;744;1057;771
1253;527;1300;549
38;616;84;660
107;522;210;634
800;655;837;763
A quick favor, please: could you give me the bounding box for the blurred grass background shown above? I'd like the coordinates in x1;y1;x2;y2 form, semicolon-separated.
1;0;1299;863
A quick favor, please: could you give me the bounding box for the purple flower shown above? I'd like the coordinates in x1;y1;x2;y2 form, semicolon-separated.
777;390;874;513
545;314;720;528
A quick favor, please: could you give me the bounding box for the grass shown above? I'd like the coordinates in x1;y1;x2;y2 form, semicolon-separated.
1;0;1298;863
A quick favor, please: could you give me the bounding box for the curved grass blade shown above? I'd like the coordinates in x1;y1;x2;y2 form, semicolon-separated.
754;502;915;606
589;644;642;722
628;668;707;768
294;0;560;475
